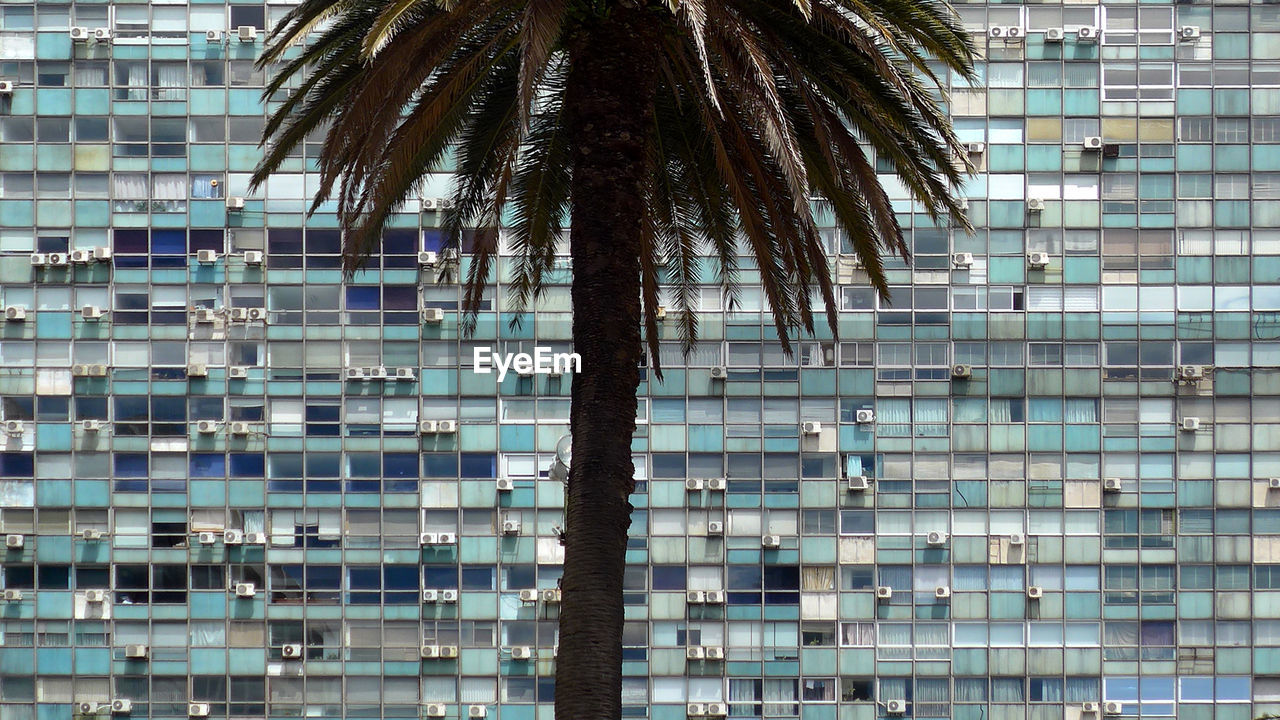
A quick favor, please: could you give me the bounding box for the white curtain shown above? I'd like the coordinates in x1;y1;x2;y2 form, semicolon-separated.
992;678;1025;703
989;399;1015;423
1064;678;1100;703
762;680;797;716
75;66;107;86
955;679;987;702
155;65;186;99
126;63;147;100
1066;399;1098;423
112;174;148;199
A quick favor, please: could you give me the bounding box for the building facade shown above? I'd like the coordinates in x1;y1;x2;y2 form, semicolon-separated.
2;1;1280;719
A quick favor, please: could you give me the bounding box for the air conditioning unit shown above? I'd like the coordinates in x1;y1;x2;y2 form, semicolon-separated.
93;28;112;41
951;364;973;379
511;646;534;660
84;590;107;603
223;530;243;544
346;368;368;381
186;363;208;377
1178;365;1206;381
425;705;447;718
706;477;726;491
467;706;487;719
1081;703;1100;714
81;305;105;320
705;646;725;660
0;81;11;94
1027;586;1044;599
856;409;875;424
1027;251;1050;268
1269;478;1280;490
886;700;906;715
685;478;704;491
1103;478;1123;493
5;306;27;321
70;26;90;40
4;534;23;548
1045;28;1064;42
4;420;23;435
195;420;219;434
517;588;539;603
30;253;47;266
687;590;707;604
709;365;728;379
205;29;223;42
966;142;986;155
1179;26;1200;40
440;589;459;603
368;367;389;379
77;702;98;715
686;646;705;660
1006;27;1024;39
228;366;248;379
1027;198;1047;213
847;475;870;491
802;421;822;435
421;645;445;659
243;307;266;322
93;247;112;261
422;308;445;323
421;589;440;603
1083;136;1104;150
188;704;210;718
496;478;514;492
952;252;974;268
1076;26;1098;41
198;532;217;545
234;583;256;597
1181;417;1201;432
236;26;258;41
423;198;455;212
436;533;457;545
72;364;93;377
705;703;728;717
281;643;303;658
87;364;108;377
762;534;782;548
82;529;104;540
418;251;439;267
194;308;217;323
80;420;104;432
47;253;68;267
418;420;438;434
70;249;92;263
501;518;521;535
124;644;148;659
687;704;707;717
437;420;457;433
1103;702;1122;715
705;590;725;603
988;26;1007;38
1008;532;1026;546
394;367;416;381
110;700;132;714
926;531;948;546
243;251;264;265
542;588;561;603
706;521;724;536
2;589;22;601
935;586;951;599
244;532;266;544
226;196;245;210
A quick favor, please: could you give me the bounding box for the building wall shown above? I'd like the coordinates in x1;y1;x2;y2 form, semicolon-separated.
1;1;1279;719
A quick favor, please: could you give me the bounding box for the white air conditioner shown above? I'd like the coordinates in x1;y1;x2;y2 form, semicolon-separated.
80;420;104;432
440;589;459;603
424;198;454;211
81;305;105;320
244;532;266;544
281;644;303;659
194;308;217;323
226;196;245;210
935;586;952;599
1027;586;1044;599
2;589;22;601
3;420;24;435
228;366;248;379
93;28;112;41
30;253;47;266
1076;26;1098;41
687;590;707;604
205;29;223;42
425;706;447;718
419;420;438;434
421;645;444;659
243;251;264;265
198;532;217;545
82;529;104;540
93;246;112;261
229;307;251;321
186;363;208;377
510;646;533;660
542;588;562;602
952;364;973;379
706;521;724;536
501;518;521;535
77;702;98;715
1045;28;1064;42
421;589;440;603
761;534;782;548
710;365;728;379
228;422;252;436
1179;26;1200;40
195;420;219;434
706;477;727;491
70;26;90;40
1081;703;1100;714
952;252;974;268
0;81;11;94
1103;478;1123;493
705;646;725;660
418;251;439;267
886;700;906;715
926;531;948;546
223;530;243;544
422;308;445;323
245;308;266;322
687;703;707;717
236;26;258;41
1027;251;1050;267
856;409;875;424
1083;136;1104;150
467;706;487;719
1178;365;1206;381
496;478;514;492
518;588;539;603
705;590;725;603
4;534;23;548
188;704;210;718
705;703;728;717
110;700;132;714
686;646;705;660
1181;417;1201;432
966;142;986;155
70;249;92;264
436;533;457;545
124;644;148;659
72;364;93;377
847;475;870;491
437;420;457;433
1027;199;1047;213
988;26;1007;38
1103;702;1122;715
395;367;416;381
367;366;389;379
84;590;107;603
48;253;68;266
1008;532;1026;546
234;583;256;597
802;421;822;435
1006;27;1023;39
685;478;704;491
1270;478;1280;490
5;306;27;321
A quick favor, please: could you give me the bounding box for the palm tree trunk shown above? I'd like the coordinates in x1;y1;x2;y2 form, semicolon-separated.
555;8;659;720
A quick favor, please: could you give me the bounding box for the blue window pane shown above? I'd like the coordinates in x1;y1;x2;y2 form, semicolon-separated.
190;454;226;478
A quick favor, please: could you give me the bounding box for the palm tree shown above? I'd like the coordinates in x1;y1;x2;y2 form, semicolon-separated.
252;0;973;717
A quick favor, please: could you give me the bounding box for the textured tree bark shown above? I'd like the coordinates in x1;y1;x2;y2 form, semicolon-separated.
555;7;660;720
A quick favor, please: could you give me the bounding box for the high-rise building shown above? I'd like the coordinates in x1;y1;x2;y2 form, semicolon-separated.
1;1;1278;718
